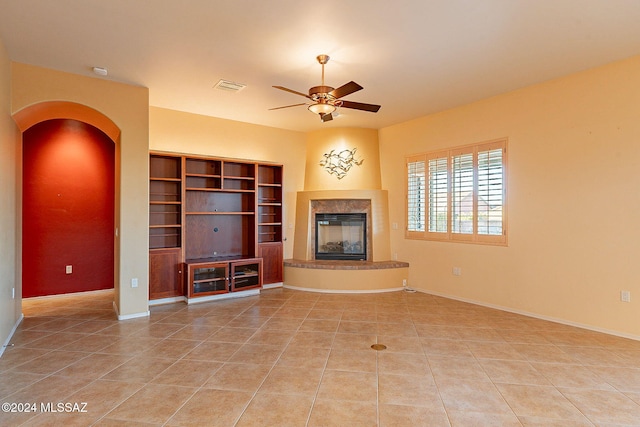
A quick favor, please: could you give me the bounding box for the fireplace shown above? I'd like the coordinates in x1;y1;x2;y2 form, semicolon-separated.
315;213;367;260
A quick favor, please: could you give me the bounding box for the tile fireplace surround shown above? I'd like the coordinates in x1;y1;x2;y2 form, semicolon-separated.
311;199;372;261
285;190;408;292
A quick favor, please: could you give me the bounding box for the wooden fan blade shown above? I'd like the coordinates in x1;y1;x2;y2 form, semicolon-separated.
329;81;363;99
269;103;307;111
321;113;333;122
339;100;381;113
273;86;313;99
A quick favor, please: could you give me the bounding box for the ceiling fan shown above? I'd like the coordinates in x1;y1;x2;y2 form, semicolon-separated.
270;54;381;122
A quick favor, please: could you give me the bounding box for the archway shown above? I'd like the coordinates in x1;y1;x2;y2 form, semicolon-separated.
13;101;120;299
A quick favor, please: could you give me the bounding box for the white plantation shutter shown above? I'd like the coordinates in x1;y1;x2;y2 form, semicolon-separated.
406;139;507;245
451;151;474;236
477;146;504;236
427;154;448;235
407;157;426;232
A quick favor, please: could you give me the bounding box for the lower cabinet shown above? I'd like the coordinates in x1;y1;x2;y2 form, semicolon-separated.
185;257;263;299
149;248;183;300
188;262;228;298
230;259;262;292
258;242;283;284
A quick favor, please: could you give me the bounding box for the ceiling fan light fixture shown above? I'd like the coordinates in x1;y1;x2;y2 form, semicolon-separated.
308;103;336;115
270;54;380;120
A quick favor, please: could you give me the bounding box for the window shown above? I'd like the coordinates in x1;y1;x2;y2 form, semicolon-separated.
406;139;507;245
407;158;425;232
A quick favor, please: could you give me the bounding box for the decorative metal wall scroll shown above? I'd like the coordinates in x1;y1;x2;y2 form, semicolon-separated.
319;148;364;179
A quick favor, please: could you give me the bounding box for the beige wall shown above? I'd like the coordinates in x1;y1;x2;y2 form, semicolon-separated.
380;55;640;338
11;63;150;317
0;39;21;352
2;43;638;343
149;106;307;257
304;128;380;191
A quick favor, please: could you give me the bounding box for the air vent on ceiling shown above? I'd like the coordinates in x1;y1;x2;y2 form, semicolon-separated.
214;79;246;92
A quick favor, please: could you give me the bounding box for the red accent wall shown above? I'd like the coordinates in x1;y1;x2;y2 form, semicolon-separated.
22;119;115;298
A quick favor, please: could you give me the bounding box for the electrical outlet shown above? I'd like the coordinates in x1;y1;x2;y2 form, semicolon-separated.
402;279;407;287
452;267;462;276
621;290;631;303
393;252;398;260
65;265;72;274
392;222;399;230
131;278;138;288
12;287;15;299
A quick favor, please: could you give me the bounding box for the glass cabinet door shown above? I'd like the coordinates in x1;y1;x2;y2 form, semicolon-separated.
190;263;228;297
230;259;262;292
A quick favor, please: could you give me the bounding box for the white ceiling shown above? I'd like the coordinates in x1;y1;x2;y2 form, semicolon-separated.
2;0;640;132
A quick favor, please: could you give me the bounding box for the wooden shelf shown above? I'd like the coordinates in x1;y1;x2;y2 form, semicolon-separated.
150;177;182;182
186;211;254;215
149;154;183;299
150;232;180;237
150;200;181;205
256;170;282;248
150;153;283;297
186;173;221;178
193;274;226;284
186;187;254;193
224;175;255;180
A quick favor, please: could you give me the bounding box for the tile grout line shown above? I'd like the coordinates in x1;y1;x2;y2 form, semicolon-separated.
6;289;640;426
304;298;341;427
228;292;303;426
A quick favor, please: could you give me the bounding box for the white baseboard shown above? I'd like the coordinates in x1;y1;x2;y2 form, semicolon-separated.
283;284;404;294
112;301;150;320
149;296;187;306
262;282;283;290
186;289;260;305
0;313;24;359
23;288;113;301
419;288;640;342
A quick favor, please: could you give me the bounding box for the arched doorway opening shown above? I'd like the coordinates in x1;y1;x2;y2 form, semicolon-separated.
13;101;120;301
23;119;115;297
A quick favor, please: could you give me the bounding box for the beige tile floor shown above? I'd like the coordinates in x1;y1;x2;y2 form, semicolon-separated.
1;288;640;426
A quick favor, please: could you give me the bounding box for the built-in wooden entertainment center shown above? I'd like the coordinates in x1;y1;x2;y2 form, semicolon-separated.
149;152;283;302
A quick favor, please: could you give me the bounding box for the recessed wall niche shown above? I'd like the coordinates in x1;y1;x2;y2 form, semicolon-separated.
22;119;115;297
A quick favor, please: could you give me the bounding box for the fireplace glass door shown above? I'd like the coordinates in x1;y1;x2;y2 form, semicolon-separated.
315;213;366;260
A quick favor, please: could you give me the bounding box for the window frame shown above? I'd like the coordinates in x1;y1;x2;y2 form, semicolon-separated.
405;138;508;246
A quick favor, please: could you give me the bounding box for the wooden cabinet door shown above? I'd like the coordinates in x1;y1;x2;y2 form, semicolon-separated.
187;261;229;298
149;248;183;299
258;242;283;284
230;258;262;292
